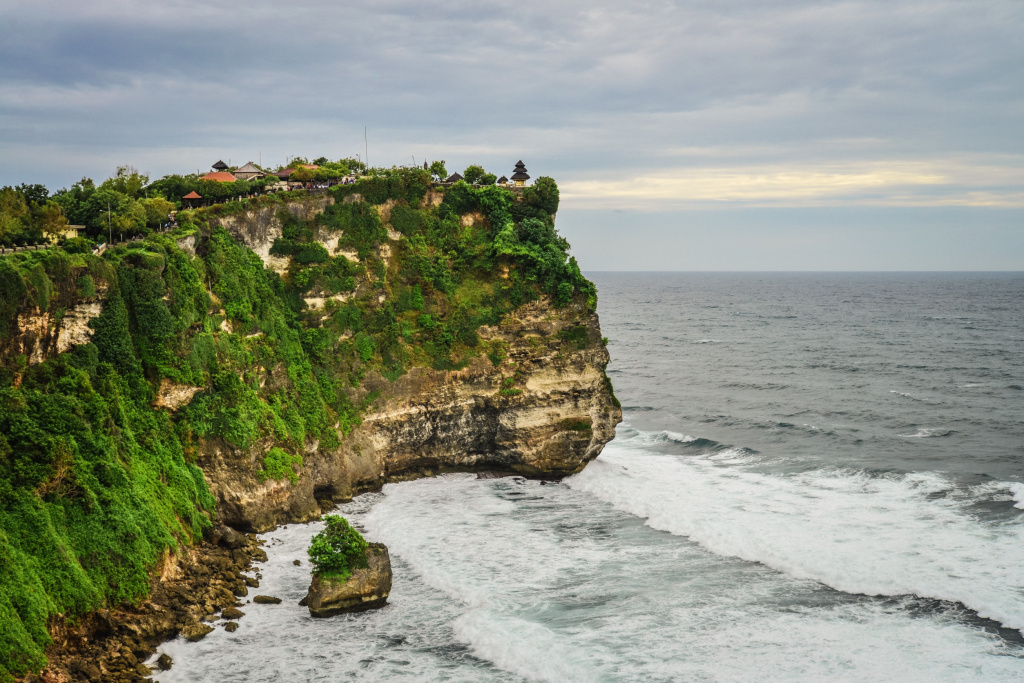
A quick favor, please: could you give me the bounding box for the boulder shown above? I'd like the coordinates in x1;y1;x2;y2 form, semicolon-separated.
305;543;392;618
156;653;173;671
211;525;248;550
180;620;214;642
253;595;282;604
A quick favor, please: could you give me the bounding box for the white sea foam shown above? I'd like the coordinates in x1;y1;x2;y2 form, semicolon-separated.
452;611;597;683
1010;482;1024;510
153;471;1024;682
898;427;955;438
889;390;933;402
568;435;1024;634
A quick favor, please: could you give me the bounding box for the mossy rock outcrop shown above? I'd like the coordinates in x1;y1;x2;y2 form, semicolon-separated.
304;543;392;617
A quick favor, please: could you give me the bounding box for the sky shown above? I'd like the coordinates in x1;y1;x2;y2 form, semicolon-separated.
1;0;1022;270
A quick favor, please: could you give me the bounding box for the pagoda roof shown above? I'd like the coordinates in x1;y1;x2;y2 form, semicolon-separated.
497;175;508;183
201;172;237;183
212;160;229;170
511;160;530;180
445;172;464;183
182;191;202;199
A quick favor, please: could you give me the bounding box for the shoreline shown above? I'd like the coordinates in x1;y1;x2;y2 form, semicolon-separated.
21;470;553;682
22;528;266;683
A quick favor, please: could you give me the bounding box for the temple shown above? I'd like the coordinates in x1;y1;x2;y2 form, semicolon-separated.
511;160;530;187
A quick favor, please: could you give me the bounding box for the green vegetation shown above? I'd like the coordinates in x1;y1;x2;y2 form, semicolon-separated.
0;184;72;246
258;447;303;485
307;515;369;580
558;324;590;350
0;163;604;679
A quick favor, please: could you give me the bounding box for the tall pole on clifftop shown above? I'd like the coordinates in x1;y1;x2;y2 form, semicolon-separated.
365;127;369;170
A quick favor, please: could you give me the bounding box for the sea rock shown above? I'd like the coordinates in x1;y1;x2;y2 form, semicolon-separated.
180;620;214;642
156;653;173;671
305;543;392;618
253;595;282;604
222;606;245;620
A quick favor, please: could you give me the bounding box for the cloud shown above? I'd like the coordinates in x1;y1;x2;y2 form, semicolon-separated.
560;157;1024;208
0;0;1021;264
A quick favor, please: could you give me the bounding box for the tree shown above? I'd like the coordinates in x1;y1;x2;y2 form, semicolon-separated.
140;197;175;229
463;165;486;184
523;176;560;215
101;166;149;199
52;178;96;227
17;183;49;207
0;187;29;243
429;160;447;181
83;187;132;236
38;202;69;240
479;173;497;186
307;515;369;578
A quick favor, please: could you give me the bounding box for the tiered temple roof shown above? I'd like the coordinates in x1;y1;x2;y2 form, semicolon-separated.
510;160;530;181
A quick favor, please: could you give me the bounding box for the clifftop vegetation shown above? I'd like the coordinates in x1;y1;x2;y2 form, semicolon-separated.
0;162;600;680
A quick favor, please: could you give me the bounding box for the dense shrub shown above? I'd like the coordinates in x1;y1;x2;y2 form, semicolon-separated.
258;447;303;484
307;515;369;579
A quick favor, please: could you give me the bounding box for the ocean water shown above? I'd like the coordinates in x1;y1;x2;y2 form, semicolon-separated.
153;272;1024;682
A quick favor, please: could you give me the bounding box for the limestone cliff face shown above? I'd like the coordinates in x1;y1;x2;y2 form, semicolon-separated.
4;295;106;367
200;297;620;531
194;197;621;531
206;196;336;274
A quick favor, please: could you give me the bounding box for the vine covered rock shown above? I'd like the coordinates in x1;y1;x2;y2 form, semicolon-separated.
304;543;392;618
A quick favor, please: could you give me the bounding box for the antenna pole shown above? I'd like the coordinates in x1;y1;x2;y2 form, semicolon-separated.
364;127;369;169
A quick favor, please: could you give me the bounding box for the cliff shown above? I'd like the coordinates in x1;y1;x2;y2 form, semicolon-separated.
201;296;618;531
0;171;620;680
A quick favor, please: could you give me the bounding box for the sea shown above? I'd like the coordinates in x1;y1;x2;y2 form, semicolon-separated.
152;272;1024;682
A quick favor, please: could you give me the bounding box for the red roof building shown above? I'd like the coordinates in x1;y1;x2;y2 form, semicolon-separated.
182;191;202;199
200;172;237;183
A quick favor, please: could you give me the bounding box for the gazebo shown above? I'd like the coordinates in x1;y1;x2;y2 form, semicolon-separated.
212;160;229;171
444;172;464;183
497;175;509;185
182;191;202;208
511;161;530;187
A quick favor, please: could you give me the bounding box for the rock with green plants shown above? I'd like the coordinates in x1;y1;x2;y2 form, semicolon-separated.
301;515;392;617
0;163;620;681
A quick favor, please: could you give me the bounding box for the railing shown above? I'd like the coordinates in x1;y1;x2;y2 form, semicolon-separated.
0;243;51;255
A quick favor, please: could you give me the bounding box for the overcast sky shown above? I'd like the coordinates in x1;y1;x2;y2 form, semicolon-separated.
1;0;1021;269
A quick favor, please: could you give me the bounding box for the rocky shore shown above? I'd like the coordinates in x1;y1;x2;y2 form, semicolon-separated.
19;527;266;683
